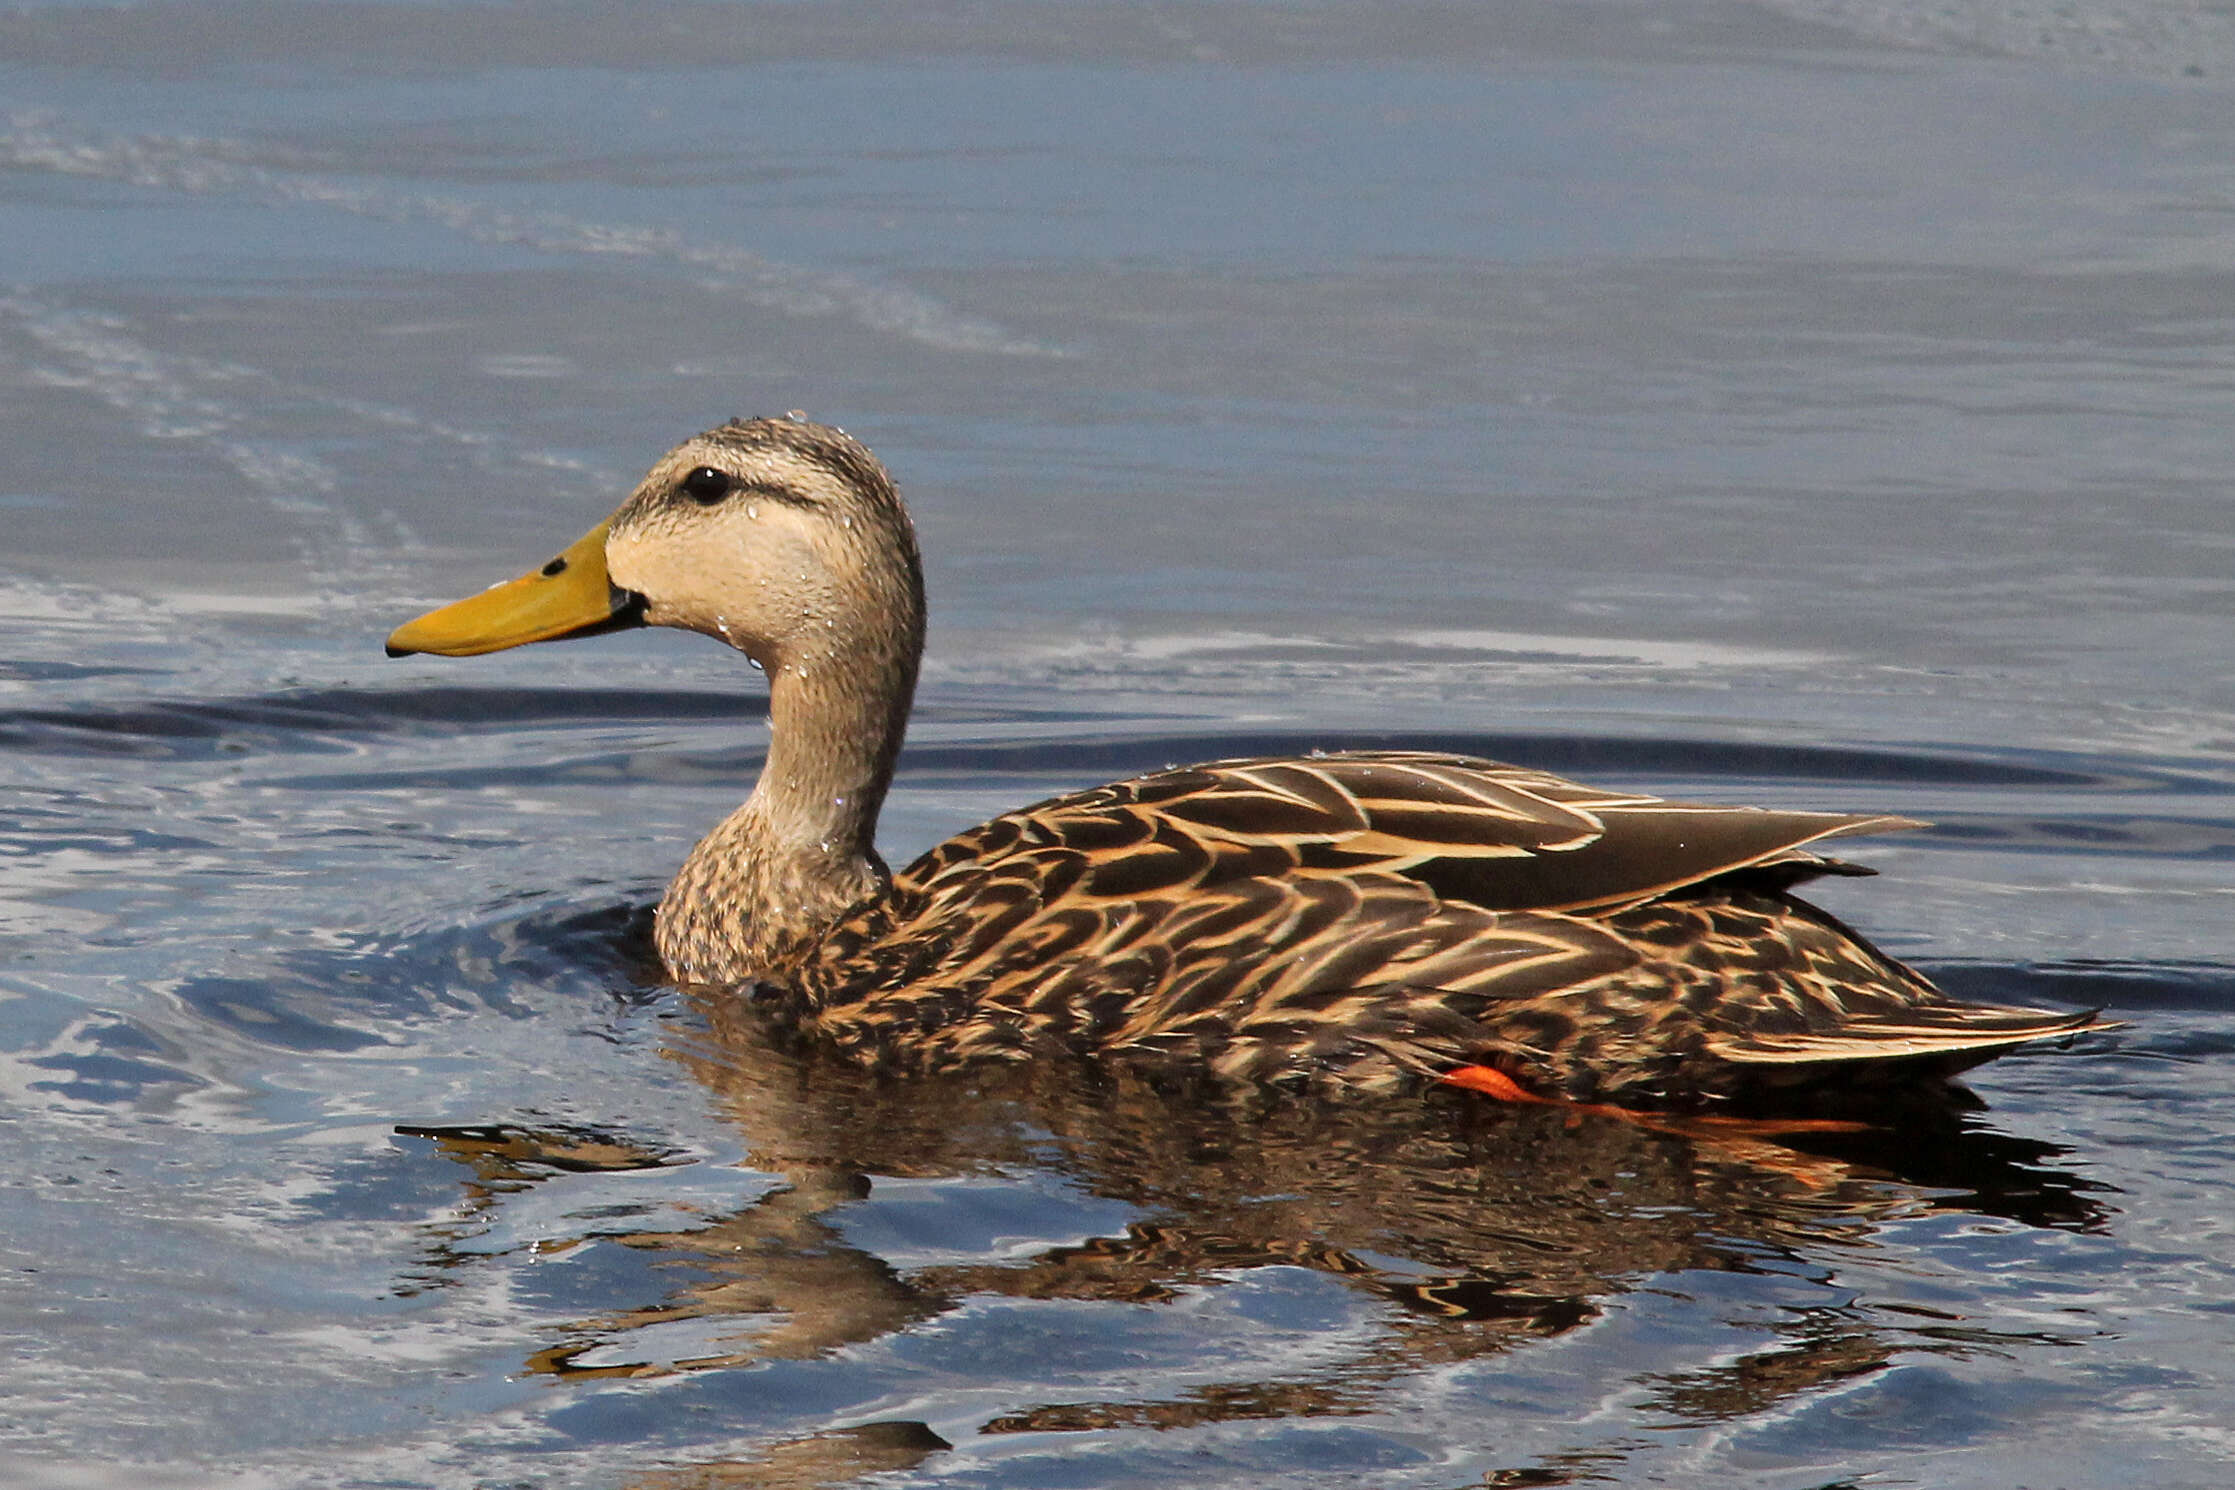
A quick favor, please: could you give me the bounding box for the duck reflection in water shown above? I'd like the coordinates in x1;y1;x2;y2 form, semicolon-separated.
401;977;2109;1485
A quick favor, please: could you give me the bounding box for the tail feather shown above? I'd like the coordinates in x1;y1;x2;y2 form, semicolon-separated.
1708;1006;2115;1068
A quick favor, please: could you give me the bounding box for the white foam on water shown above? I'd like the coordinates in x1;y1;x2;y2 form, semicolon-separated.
0;291;646;616
0;111;1064;357
0;293;411;611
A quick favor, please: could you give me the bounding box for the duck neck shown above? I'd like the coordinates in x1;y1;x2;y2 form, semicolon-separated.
656;612;921;987
750;640;914;866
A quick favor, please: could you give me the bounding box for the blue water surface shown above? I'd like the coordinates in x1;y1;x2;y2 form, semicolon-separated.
3;3;2234;1487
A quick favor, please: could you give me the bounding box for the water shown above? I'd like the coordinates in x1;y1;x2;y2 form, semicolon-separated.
4;2;2234;1486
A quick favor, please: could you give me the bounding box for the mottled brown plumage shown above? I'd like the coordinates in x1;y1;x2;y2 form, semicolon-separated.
387;415;2112;1110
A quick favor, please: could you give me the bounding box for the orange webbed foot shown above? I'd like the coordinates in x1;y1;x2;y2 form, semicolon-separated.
1437;1064;1874;1187
1438;1064;1549;1105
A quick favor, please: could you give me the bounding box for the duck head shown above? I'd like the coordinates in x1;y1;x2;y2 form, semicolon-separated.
385;414;924;682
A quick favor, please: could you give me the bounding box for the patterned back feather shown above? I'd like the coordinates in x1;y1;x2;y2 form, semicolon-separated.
780;751;2109;1106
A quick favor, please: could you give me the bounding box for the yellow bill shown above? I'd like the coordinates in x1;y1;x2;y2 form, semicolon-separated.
386;520;642;658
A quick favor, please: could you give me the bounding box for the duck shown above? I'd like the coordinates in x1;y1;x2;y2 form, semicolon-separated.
386;415;2112;1112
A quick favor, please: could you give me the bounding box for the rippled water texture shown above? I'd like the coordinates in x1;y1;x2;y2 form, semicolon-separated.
4;3;2235;1487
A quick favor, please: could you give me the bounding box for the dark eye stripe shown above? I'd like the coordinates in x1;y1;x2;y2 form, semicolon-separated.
737;480;815;507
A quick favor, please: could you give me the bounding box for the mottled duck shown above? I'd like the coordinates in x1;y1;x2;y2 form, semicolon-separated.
387;416;2109;1112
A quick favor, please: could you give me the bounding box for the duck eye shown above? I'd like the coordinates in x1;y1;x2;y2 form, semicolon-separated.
680;466;731;504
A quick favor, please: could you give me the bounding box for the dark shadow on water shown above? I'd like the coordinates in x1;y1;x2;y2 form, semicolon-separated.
1933;957;2235;1014
156;898;665;1046
0;684;771;762
0;681;1090;763
6;681;2227;804
13;898;670;1116
0;658;161;683
898;728;2126;791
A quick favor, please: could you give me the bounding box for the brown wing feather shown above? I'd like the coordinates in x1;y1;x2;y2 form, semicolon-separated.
806;849;1638;1090
906;751;1914;915
786;749;2109;1106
